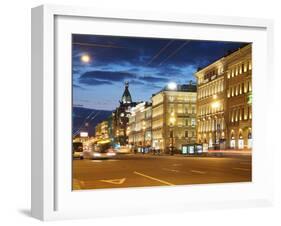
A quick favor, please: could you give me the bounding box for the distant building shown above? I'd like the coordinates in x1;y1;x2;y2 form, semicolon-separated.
95;120;109;142
128;102;152;150
151;82;197;153
195;44;252;149
112;82;137;146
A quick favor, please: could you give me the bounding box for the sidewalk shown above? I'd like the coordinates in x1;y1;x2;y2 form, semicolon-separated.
132;149;252;158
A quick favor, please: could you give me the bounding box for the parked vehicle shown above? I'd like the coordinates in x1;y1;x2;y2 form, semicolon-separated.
72;142;84;159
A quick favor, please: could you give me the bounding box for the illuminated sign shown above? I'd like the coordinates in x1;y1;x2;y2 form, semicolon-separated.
80;132;88;137
182;146;187;154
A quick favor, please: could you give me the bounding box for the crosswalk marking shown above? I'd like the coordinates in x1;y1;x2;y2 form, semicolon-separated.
100;178;126;185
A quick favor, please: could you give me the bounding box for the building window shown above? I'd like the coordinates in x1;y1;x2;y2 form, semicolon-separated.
239;65;242;74
191;118;196;127
170;130;173;138
249;81;252;92
244;82;248;93
185;131;188;138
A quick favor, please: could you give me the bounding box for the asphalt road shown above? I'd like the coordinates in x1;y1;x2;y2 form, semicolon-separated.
72;154;252;190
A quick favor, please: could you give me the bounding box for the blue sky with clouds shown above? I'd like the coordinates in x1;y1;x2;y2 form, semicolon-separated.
72;34;248;110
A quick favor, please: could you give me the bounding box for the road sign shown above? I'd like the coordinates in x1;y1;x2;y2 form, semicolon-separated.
100;178;126;185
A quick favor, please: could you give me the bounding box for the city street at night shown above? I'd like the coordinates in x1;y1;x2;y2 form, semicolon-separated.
72;153;252;190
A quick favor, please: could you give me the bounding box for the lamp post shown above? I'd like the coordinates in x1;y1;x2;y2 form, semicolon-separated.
142;121;146;154
169;112;176;155
211;95;221;149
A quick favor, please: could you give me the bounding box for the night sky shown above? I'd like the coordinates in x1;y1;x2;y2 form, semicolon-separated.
72;34;248;111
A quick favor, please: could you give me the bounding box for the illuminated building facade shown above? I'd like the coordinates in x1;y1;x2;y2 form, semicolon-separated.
151;83;197;153
112;82;137;145
128;102;152;149
225;44;252;149
95;120;109;142
195;44;252;149
195;59;226;148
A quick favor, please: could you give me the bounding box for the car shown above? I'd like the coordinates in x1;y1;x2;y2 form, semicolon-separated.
72;142;84;159
115;146;131;154
84;147;117;159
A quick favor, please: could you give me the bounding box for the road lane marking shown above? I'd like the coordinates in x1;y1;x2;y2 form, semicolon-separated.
91;160;102;162
162;168;180;173
190;170;206;174
134;171;174;186
100;178;126;185
233;167;251;171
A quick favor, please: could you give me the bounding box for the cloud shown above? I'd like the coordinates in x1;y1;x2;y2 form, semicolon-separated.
80;70;136;82
140;76;169;83
73;84;84;89
78;77;113;86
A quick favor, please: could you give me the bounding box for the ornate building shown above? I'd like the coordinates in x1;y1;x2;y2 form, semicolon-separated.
195;59;226;149
225;44;252;149
127;102;152;150
195;44;252;150
151;83;197;153
112;82;137;146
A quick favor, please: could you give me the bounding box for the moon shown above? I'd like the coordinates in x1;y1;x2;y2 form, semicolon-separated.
81;54;91;63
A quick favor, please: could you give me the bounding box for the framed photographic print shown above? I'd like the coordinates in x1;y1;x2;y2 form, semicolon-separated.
31;4;274;221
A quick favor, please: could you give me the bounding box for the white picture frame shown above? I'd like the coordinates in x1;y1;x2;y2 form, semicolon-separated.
31;4;274;221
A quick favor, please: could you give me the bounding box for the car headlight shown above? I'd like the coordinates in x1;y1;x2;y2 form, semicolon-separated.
93;153;101;157
106;152;116;156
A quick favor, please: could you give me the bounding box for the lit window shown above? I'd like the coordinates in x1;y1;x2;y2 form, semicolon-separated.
235;109;238;122
244;108;248;120
249;61;252;70
244;63;247;72
227;71;230;79
244;82;248;93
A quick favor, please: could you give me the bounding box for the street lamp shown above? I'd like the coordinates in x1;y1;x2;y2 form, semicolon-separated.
167;82;177;90
142;122;146;154
211;98;221;149
169;112;176;155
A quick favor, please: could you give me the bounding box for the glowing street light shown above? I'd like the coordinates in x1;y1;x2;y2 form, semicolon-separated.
211;99;221;148
167;82;177;90
81;54;91;63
